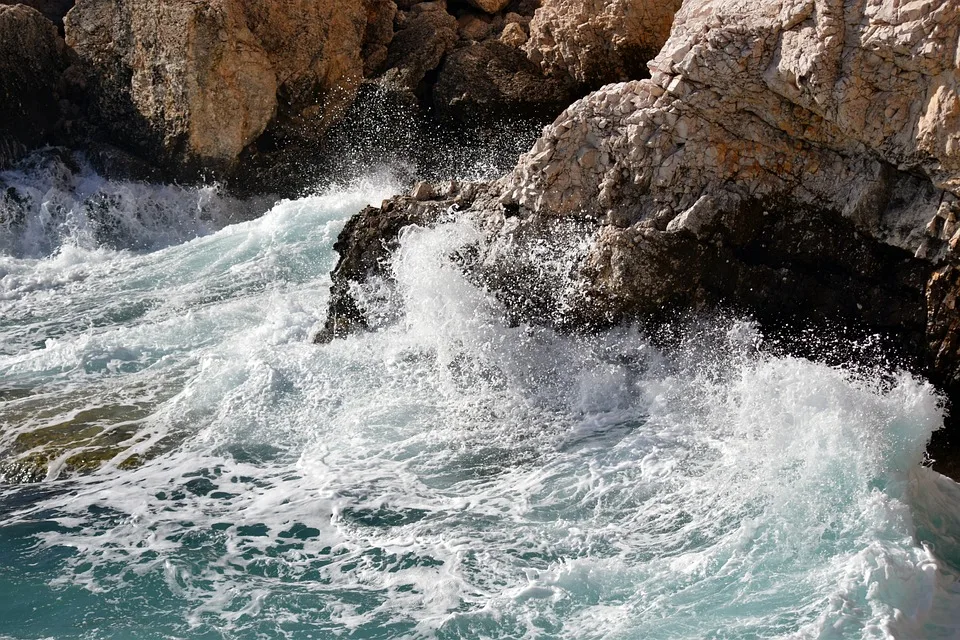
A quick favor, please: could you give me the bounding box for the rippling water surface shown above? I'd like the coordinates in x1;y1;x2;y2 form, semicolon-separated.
2;159;960;639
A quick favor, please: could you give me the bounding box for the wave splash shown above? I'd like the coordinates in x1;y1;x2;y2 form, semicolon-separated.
0;178;958;638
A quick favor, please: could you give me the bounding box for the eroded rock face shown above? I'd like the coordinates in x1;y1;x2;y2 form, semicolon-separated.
0;5;71;168
0;0;73;30
48;0;683;191
432;40;573;120
64;0;368;178
524;0;682;87
321;0;960;399
382;2;458;93
489;0;960;341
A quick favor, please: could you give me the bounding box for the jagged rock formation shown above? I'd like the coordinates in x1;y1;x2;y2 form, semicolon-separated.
42;0;681;191
318;0;960;467
524;0;682;87
0;4;71;168
63;0;368;179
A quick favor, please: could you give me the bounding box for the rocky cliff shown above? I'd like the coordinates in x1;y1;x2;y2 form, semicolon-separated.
318;0;960;472
0;0;683;193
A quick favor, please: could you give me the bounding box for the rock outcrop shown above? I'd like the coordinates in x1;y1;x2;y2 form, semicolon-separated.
525;0;682;87
63;0;368;180
0;4;71;168
318;0;960;467
50;0;682;191
432;40;574;120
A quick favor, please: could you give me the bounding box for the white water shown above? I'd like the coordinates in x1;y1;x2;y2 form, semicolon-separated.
1;160;960;639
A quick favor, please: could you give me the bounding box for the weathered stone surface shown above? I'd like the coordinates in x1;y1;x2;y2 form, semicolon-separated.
64;0;368;177
382;2;458;93
47;0;680;191
0;0;73;29
488;0;960;357
524;0;682;87
321;0;960;472
0;5;71;168
362;0;397;75
457;13;492;41
499;21;527;47
433;40;574;121
465;0;511;15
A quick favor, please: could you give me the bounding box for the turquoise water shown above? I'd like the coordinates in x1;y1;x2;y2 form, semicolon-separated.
2;160;960;638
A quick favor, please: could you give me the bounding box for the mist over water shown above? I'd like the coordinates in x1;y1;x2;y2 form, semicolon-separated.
1;158;960;639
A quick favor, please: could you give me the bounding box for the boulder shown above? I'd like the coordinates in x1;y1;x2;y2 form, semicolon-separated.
0;4;71;168
64;0;369;179
524;0;683;87
0;0;73;30
432;40;574;121
382;3;458;93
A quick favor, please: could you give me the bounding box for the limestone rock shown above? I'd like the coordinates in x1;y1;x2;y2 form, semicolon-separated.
499;22;527;47
323;0;960;399
524;0;683;87
0;5;71;168
64;0;368;177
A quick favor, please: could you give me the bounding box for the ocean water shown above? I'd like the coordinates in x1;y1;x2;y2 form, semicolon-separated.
2;158;960;639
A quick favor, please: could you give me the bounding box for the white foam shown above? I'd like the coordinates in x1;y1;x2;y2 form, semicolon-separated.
0;192;959;638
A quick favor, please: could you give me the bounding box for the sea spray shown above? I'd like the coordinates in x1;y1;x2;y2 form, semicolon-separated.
0;177;958;638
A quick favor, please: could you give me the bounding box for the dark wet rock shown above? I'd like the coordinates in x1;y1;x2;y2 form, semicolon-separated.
0;5;71;169
314;192;461;343
0;0;73;31
432;40;575;122
382;3;458;95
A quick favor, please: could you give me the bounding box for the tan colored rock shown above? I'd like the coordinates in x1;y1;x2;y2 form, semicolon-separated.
499;22;527;48
501;0;960;257
457;13;491;41
362;0;397;75
65;0;369;174
524;0;682;87
465;0;511;15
